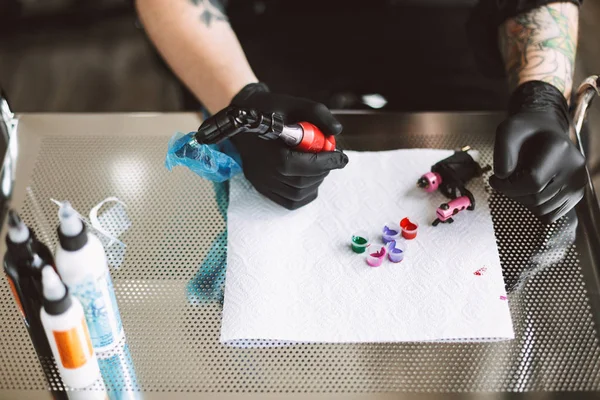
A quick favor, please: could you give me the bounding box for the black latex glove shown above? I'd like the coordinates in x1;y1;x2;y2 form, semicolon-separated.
230;82;348;210
490;81;586;224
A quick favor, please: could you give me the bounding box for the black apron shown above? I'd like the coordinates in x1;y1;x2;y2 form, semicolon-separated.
186;0;510;111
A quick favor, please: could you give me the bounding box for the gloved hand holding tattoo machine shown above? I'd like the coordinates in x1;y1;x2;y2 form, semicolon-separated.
165;83;348;210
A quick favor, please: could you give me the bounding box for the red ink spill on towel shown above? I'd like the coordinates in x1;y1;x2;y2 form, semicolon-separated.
500;295;507;301
474;267;487;276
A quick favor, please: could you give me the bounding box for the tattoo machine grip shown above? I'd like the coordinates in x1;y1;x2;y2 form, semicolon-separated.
294;122;336;152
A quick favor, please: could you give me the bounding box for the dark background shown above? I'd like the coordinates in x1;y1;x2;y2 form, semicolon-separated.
1;0;599;113
1;0;600;186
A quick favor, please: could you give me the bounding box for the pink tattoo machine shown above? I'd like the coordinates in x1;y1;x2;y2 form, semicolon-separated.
417;147;488;226
417;146;490;199
432;191;476;226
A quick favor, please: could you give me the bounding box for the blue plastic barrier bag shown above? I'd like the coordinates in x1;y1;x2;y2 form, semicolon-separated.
165;132;242;182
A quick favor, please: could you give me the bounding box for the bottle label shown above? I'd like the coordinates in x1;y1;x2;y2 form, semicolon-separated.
71;271;123;349
98;343;139;390
6;275;26;321
53;318;93;369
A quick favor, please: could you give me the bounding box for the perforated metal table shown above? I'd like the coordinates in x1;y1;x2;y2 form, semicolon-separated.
1;112;600;400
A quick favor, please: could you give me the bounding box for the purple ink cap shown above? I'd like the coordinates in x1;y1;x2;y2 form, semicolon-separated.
382;222;400;244
367;245;386;267
387;240;406;263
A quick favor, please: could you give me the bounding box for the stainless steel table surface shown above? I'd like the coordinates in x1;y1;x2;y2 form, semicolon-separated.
1;112;600;400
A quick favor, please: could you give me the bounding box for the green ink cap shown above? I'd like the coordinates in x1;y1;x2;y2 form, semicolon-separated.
351;233;369;254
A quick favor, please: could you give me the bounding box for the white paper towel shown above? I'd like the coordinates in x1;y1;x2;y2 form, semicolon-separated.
222;149;514;344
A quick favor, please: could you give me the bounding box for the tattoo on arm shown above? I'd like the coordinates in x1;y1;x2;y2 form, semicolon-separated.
499;3;578;98
190;0;228;26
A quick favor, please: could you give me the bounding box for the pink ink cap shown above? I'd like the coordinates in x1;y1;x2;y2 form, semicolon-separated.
500;295;508;301
382;222;400;244
366;245;386;267
387;240;405;263
400;218;418;240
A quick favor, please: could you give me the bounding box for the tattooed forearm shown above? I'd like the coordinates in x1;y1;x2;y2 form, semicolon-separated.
499;3;578;98
189;0;228;26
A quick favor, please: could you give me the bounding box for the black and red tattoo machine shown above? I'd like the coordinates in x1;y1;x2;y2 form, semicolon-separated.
195;106;335;152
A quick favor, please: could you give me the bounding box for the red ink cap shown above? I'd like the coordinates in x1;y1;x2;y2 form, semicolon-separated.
400;218;418;240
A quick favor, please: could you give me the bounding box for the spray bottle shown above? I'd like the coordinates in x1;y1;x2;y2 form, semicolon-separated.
55;202;124;352
98;339;140;399
3;210;56;358
40;266;101;388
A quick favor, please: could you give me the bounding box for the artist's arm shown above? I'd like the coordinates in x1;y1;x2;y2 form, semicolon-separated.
136;0;347;210
135;0;257;113
490;2;585;224
499;2;578;99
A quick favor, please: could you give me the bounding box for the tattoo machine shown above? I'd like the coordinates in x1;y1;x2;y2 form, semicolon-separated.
194;106;336;152
417;146;490;199
165;106;335;182
432;189;476;226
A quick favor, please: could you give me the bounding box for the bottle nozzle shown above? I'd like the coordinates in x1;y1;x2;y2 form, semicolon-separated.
7;209;30;244
59;201;75;219
58;201;83;237
41;266;66;301
8;209;21;227
32;254;42;267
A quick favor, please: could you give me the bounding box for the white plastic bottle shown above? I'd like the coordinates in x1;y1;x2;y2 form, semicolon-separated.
40;266;101;388
55;202;124;352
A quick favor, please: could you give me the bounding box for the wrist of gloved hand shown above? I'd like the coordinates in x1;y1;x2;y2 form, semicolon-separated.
490;80;586;224
507;80;570;130
229;83;348;210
